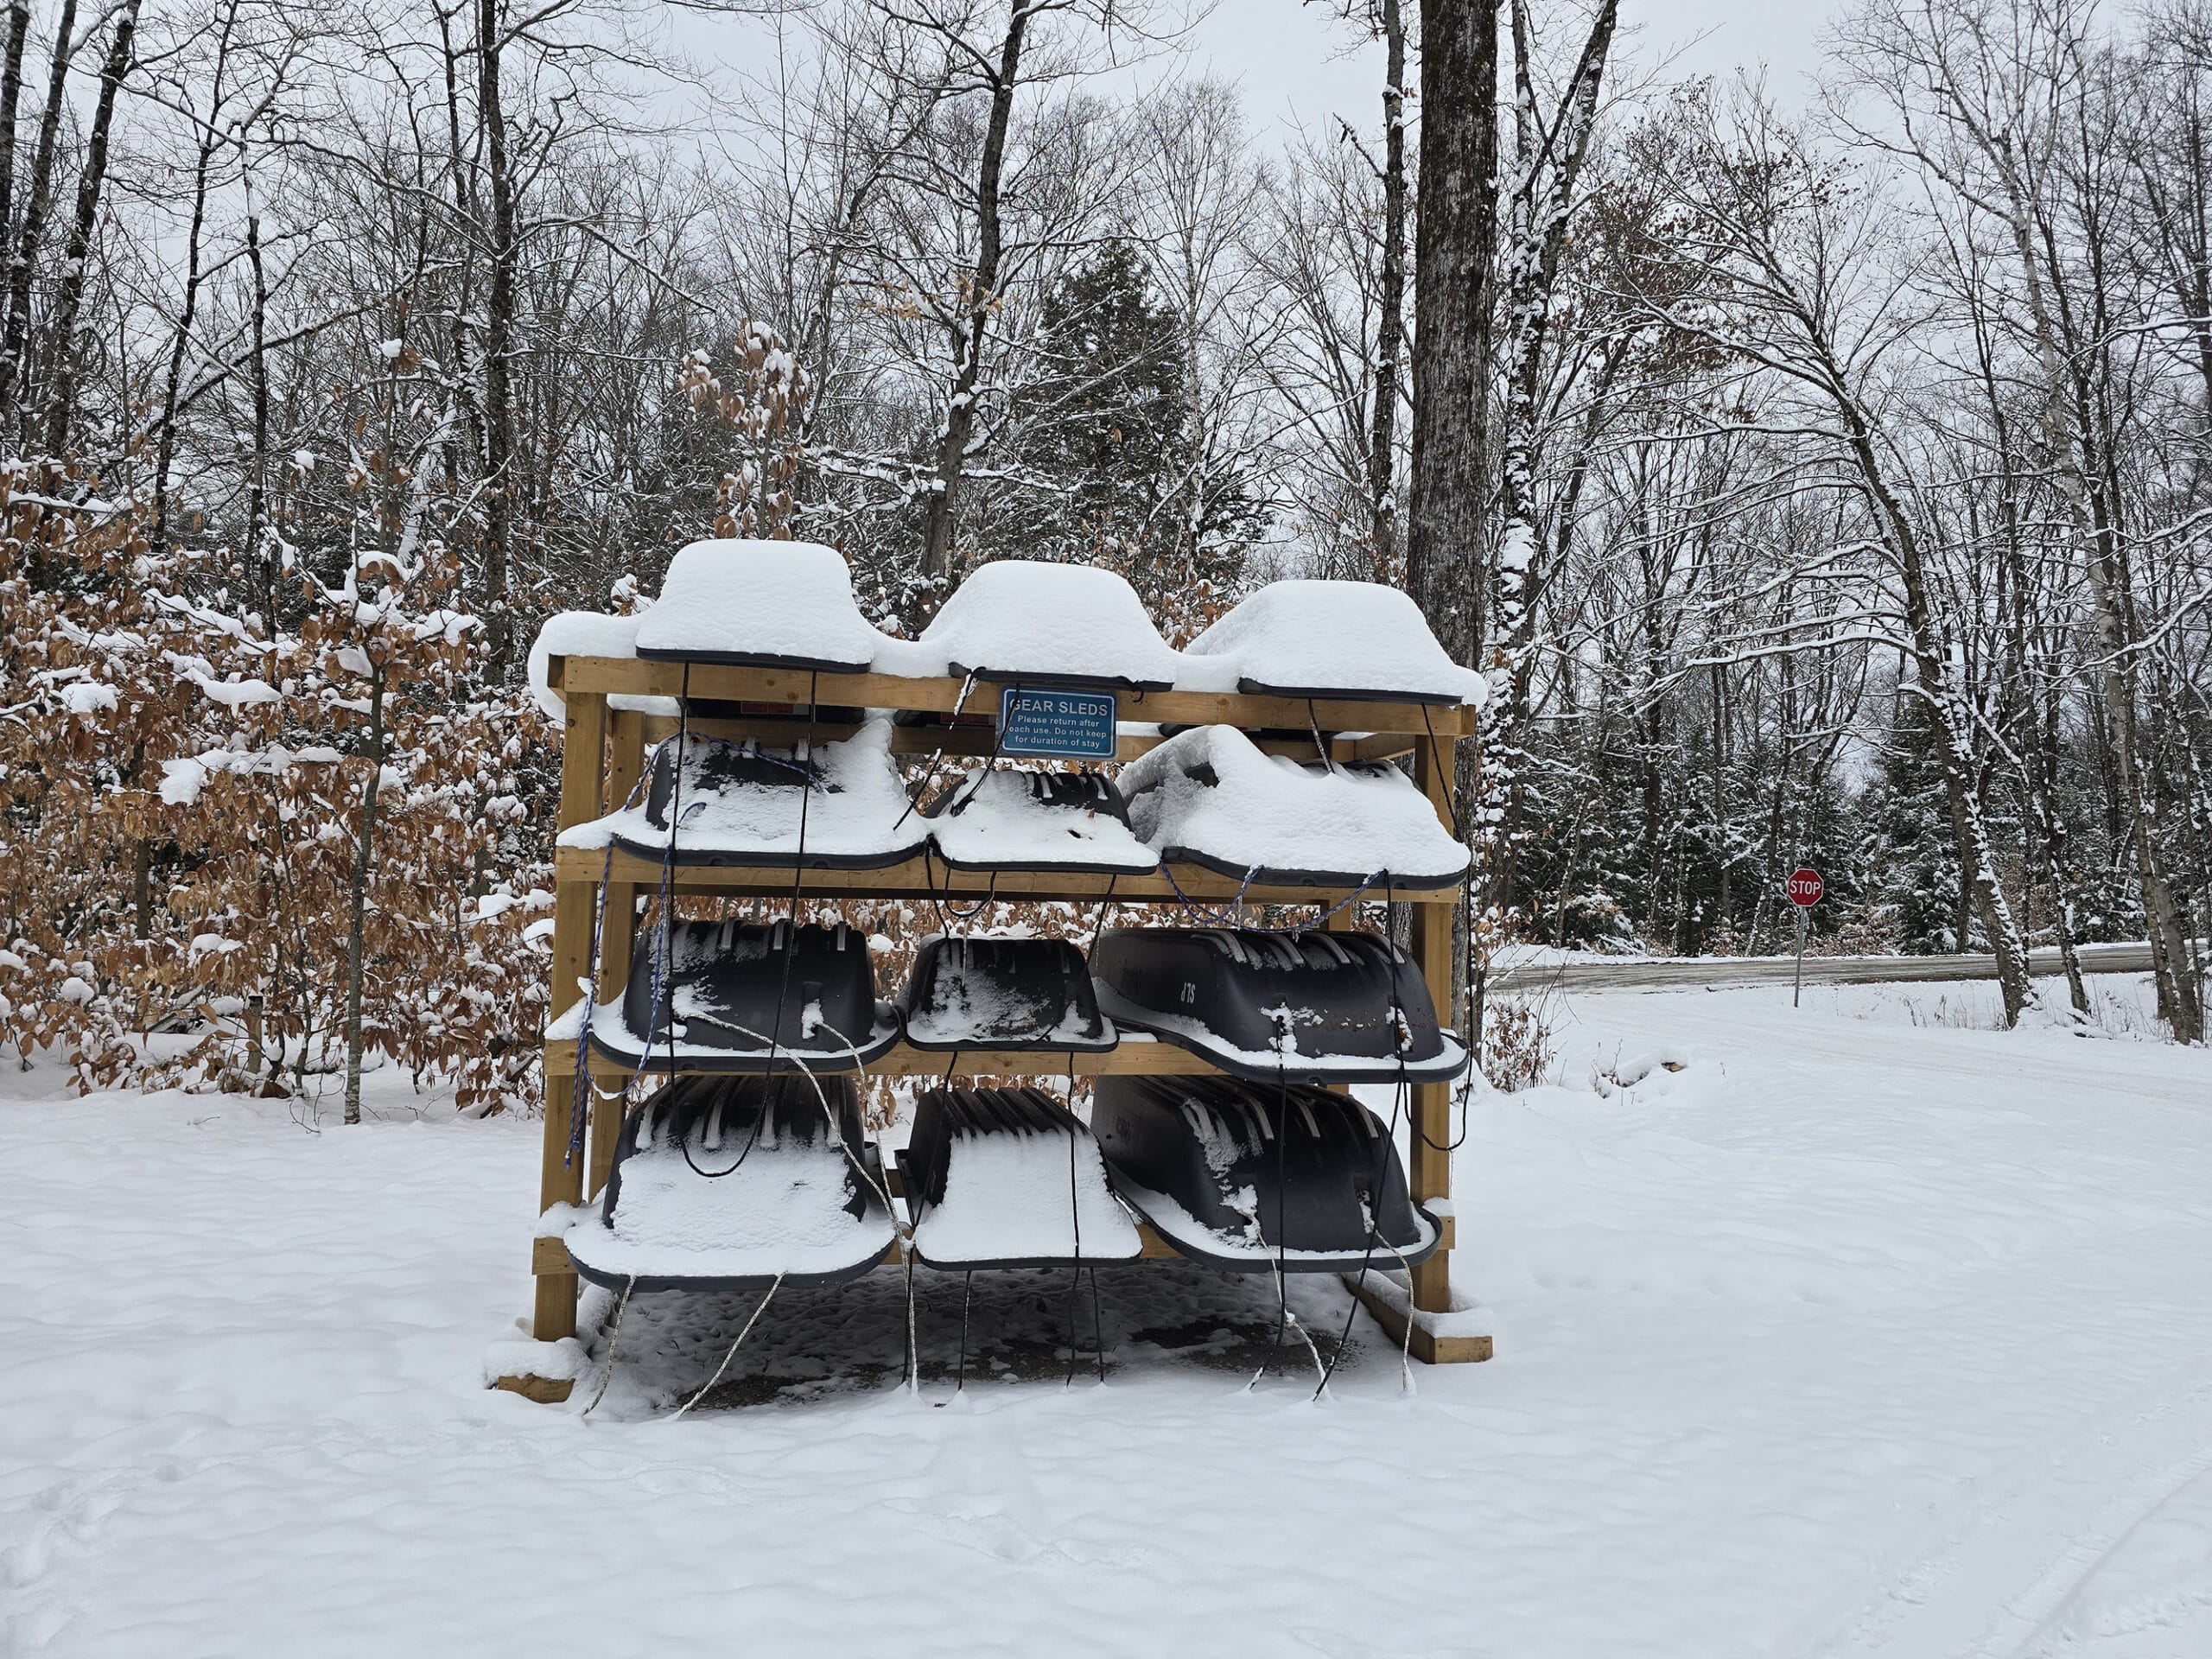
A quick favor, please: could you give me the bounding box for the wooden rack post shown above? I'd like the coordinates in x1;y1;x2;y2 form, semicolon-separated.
496;656;1489;1400
531;671;607;1364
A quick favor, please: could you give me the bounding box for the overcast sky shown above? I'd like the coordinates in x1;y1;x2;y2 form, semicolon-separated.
1173;0;1840;137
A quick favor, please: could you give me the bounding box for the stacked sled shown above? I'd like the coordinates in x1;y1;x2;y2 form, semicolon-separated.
519;538;1484;1386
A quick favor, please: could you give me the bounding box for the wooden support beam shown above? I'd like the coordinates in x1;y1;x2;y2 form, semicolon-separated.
524;1220;1395;1276
1407;728;1459;1319
638;714;1406;769
545;1035;1277;1080
535;688;607;1344
550;845;1459;908
553;654;1478;741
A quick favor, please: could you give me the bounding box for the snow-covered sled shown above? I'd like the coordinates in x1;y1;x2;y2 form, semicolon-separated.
1116;725;1469;891
632;539;887;672
897;1086;1142;1270
562;722;927;869
1180;579;1487;705
921;765;1157;875
918;561;1184;690
563;1074;896;1292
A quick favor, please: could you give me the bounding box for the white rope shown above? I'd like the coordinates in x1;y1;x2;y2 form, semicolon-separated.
579;1274;637;1417
668;1273;785;1421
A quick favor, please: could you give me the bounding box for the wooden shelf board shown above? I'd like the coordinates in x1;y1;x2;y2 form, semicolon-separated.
637;714;1416;767
530;1217;1449;1276
552;655;1478;741
550;844;1458;906
543;1035;1249;1079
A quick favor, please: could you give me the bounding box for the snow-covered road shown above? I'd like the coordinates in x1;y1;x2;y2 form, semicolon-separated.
3;977;2209;1658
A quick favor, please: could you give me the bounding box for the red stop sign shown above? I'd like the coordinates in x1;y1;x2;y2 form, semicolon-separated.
1787;868;1824;907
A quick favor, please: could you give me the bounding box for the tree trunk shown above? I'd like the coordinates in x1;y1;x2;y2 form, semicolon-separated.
41;0;143;458
918;6;1027;580
0;0;79;431
1406;0;1498;669
1986;133;2201;1040
476;0;517;673
151;11;235;558
1367;0;1407;575
1840;402;2037;1025
343;663;388;1127
245;207;274;621
0;0;32;265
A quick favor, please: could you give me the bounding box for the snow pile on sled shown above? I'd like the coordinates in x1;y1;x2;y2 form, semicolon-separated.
1117;724;1469;887
922;765;1155;873
911;561;1185;690
901;1086;1141;1268
562;1075;893;1290
1182;580;1486;705
632;539;887;671
558;721;925;868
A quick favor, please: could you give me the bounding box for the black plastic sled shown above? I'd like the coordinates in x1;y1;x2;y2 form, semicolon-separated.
610;730;927;869
896;1086;1143;1269
564;1074;896;1293
1090;1075;1439;1274
1087;926;1469;1084
898;936;1117;1053
591;918;903;1074
922;766;1157;875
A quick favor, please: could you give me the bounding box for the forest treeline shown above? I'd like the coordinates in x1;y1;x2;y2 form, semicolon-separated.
1;0;2208;1104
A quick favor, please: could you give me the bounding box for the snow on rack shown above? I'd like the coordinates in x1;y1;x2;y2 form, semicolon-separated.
633;539;889;671
1118;724;1471;886
527;609;646;720
529;560;1483;715
1184;579;1487;706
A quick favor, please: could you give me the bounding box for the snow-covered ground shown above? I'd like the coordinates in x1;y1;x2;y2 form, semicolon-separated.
5;976;2210;1657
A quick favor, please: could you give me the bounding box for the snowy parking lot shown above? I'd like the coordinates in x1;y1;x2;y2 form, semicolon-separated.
5;976;2209;1657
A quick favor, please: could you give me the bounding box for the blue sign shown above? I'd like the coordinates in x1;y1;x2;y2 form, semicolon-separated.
997;686;1118;760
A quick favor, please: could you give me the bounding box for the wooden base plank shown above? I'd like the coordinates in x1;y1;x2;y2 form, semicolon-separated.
493;1373;575;1404
1341;1273;1494;1364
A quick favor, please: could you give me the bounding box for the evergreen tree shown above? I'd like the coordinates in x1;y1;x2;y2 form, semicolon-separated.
1869;691;1968;954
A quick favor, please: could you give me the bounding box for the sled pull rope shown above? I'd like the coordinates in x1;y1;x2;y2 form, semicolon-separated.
1313;1033;1413;1400
1249;1059;1326;1394
889;671;978;835
1305;699;1338;776
581;1273;638;1417
1160;861;1379;934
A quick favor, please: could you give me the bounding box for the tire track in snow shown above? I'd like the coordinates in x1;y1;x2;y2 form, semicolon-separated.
1795;1358;2212;1659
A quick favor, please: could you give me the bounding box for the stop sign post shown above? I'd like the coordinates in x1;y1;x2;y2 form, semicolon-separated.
1788;867;1822;1006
